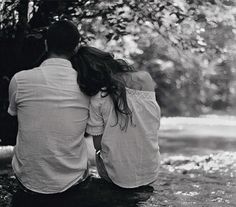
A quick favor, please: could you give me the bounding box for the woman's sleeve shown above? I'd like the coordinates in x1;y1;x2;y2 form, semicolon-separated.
86;93;105;136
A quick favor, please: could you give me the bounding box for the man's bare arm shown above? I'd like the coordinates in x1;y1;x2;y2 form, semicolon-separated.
92;135;102;151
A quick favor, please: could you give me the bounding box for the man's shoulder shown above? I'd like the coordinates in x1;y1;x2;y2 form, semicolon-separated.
14;67;41;80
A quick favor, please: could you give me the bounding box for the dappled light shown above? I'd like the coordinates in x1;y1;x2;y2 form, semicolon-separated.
1;116;236;206
1;0;236;207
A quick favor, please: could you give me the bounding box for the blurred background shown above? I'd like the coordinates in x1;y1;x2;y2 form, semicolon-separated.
1;1;236;145
0;1;236;207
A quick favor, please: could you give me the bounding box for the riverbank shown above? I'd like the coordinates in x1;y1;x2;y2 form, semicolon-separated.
1;115;236;206
1;151;236;207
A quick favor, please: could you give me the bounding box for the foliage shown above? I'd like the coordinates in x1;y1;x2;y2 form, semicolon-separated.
0;0;236;117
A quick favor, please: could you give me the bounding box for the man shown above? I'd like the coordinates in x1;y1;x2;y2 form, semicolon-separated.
8;20;90;194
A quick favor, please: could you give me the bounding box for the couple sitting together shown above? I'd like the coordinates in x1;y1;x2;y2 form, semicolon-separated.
8;20;161;194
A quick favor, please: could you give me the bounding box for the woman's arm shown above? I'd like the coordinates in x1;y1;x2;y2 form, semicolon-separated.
123;71;156;92
93;135;102;151
86;93;106;151
137;71;156;91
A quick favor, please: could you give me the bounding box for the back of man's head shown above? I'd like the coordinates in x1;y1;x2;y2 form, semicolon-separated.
46;20;80;58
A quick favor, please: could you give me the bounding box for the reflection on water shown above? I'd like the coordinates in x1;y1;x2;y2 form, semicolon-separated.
159;136;236;156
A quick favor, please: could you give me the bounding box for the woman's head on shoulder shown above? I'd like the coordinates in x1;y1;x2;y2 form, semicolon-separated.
72;46;135;130
72;46;135;95
75;46;134;74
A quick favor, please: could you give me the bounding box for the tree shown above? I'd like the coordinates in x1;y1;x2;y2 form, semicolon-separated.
0;0;235;116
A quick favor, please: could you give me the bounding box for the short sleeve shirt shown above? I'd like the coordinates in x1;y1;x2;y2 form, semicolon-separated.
8;58;90;193
86;88;161;188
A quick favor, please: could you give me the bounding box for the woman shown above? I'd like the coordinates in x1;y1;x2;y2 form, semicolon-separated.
72;46;161;188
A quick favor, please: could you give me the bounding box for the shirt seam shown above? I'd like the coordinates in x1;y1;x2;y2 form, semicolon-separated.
15;76;18;104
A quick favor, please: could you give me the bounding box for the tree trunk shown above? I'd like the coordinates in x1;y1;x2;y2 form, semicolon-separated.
14;0;29;71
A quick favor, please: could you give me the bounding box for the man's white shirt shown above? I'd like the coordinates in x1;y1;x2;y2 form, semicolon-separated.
8;58;90;193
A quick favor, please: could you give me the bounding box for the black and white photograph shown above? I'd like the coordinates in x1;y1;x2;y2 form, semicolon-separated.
0;0;236;206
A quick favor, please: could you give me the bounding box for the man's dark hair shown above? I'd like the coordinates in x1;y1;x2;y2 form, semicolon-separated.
46;20;80;57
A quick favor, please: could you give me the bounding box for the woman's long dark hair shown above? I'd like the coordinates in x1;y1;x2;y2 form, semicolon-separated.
72;46;135;131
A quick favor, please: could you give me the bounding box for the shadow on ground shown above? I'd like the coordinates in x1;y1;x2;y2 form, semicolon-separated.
1;116;236;207
2;172;154;207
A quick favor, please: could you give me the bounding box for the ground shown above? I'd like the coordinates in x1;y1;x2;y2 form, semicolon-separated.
0;115;236;207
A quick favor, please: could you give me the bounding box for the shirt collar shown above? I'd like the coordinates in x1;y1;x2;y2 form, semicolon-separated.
40;58;73;69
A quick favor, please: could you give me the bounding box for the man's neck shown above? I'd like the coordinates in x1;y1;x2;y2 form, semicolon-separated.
47;53;70;60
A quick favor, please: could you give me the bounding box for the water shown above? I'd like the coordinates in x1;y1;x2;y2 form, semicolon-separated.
0;115;236;207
